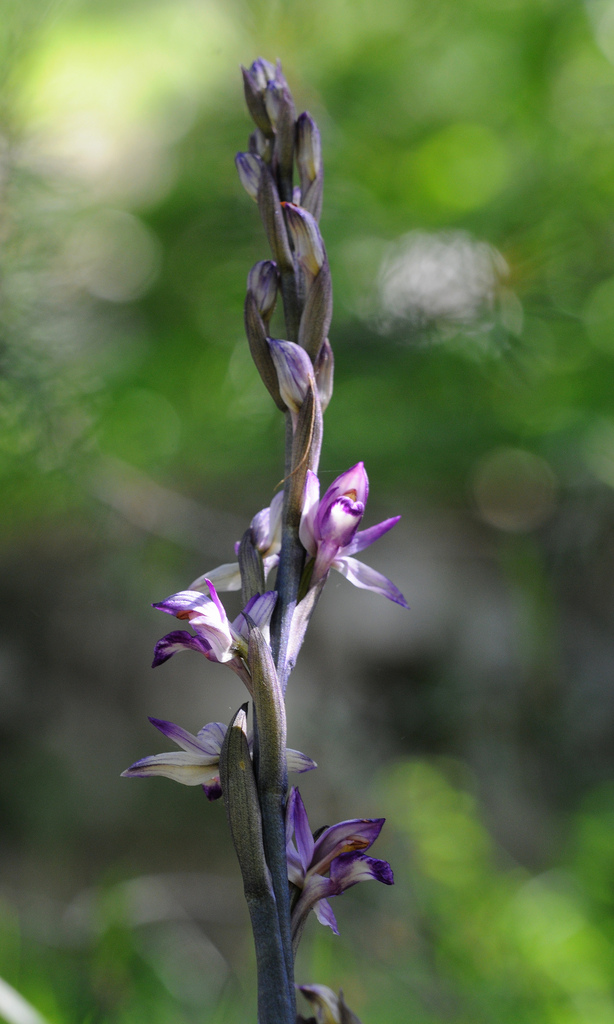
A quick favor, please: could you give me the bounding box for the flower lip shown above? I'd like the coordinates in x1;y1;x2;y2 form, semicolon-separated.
329;850;394;890
309;817;386;878
320;462;368;513
152;630;212;667
152;586;235;663
317;495;364;547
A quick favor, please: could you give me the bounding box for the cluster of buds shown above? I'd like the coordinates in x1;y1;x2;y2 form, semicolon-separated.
123;59;407;1024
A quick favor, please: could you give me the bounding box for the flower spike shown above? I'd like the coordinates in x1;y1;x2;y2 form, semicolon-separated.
124;62;402;1022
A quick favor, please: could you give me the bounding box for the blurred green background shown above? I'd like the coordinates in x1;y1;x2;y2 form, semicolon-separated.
3;0;614;1021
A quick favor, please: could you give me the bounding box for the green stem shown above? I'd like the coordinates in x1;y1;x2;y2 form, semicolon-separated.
220;707;294;1023
249;627;296;1010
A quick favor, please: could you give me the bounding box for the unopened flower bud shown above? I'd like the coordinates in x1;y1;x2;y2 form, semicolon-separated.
282;203;325;278
314;337;334;411
235;152;263;201
268;338;314;415
249;128;272;163
264;80;283;126
248;57;278;92
247;260;279;322
296;112;321;184
241;58;290;135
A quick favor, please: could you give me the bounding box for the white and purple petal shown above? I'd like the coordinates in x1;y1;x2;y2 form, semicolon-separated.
329;851;394;891
286;748;317;774
333;556;408;608
312;897;339;935
152;630;212;667
227;656;254;694
292;789;316;872
201;579;228;622
190;563;242;593
343;515;401;556
153;590;220;618
310;817;385;876
262;552;280;580
186;585;235;659
266;491;284;553
291;873;336;942
202;779;223;801
148;717;212;755
233;590;277;641
121;751;221;786
287;847;306;888
299;470;321;555
195;721;227;756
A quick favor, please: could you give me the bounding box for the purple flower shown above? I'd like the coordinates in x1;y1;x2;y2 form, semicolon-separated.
152;582;277;692
122;718;316;801
286;788;393;942
190;491;283;593
298;462;408;606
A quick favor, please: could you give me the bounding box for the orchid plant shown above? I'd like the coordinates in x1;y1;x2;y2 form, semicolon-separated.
123;59;407;1024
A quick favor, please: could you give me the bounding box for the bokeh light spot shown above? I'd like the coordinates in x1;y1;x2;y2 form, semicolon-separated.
377;230;506;331
472;447;558;532
65;210;162;303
